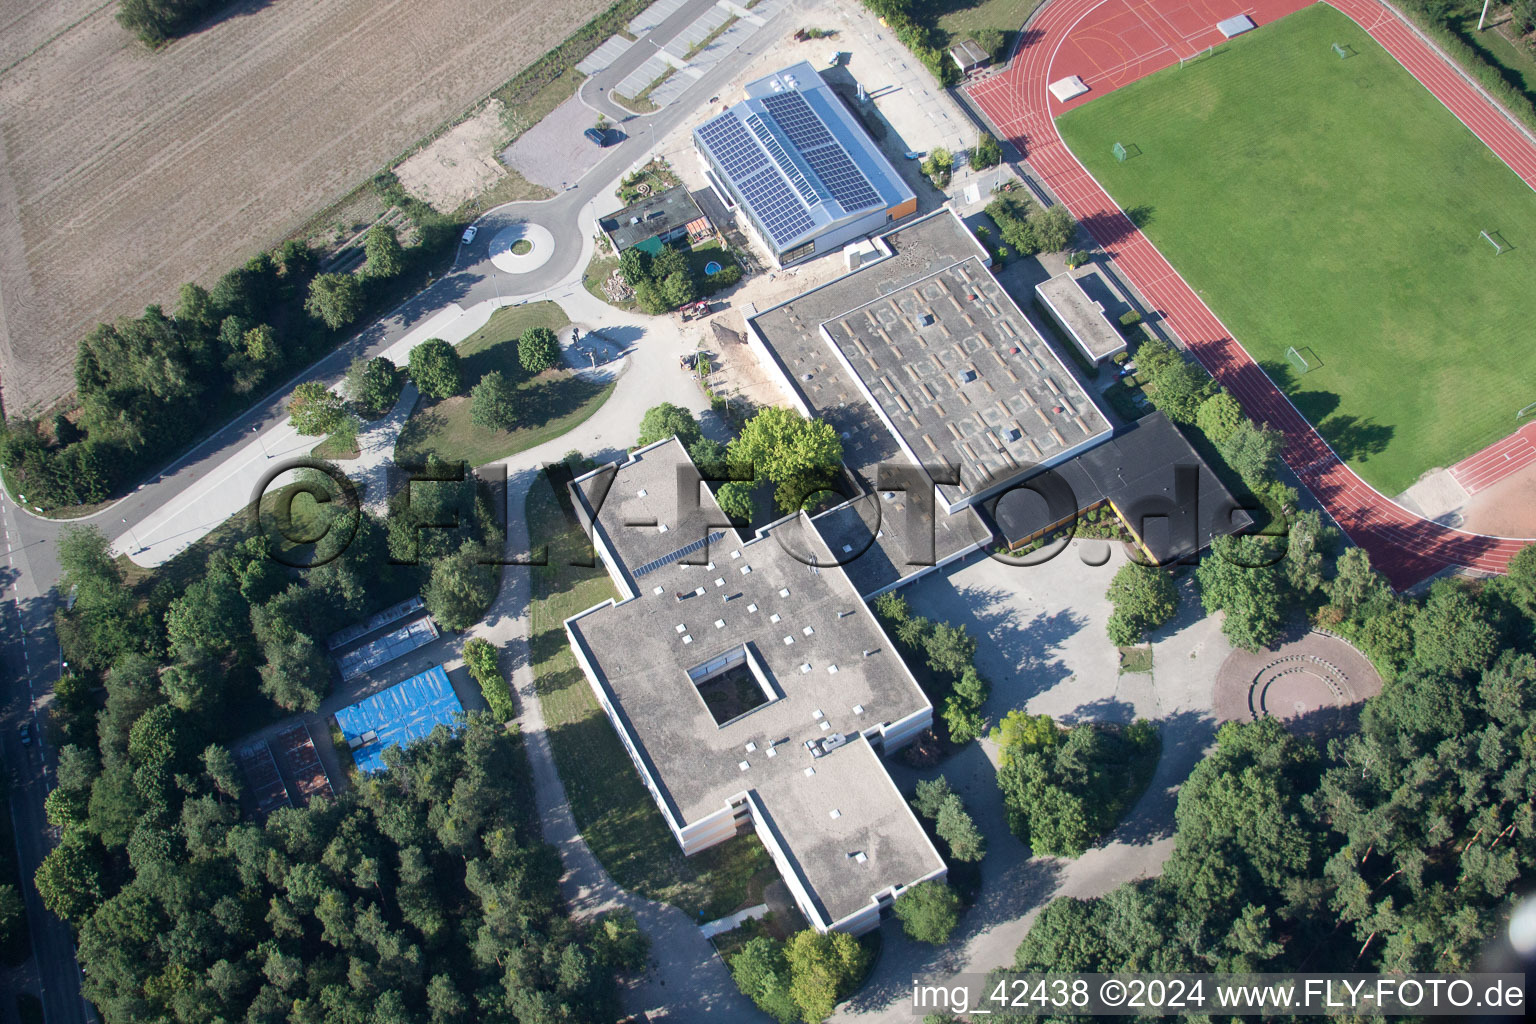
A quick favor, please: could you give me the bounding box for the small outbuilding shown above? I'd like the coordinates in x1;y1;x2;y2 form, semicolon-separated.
949;38;992;76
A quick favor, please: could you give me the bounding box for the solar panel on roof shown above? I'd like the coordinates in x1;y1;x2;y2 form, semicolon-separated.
738;166;815;246
801;143;882;212
760;91;833;151
698;113;767;184
747;114;822;205
633;531;728;577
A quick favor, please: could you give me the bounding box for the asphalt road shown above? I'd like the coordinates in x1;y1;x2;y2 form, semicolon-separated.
0;1;803;1017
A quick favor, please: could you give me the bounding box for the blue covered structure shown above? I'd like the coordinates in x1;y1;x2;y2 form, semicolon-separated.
335;664;463;774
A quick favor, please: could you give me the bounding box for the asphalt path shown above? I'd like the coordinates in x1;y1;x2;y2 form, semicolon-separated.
0;1;803;1016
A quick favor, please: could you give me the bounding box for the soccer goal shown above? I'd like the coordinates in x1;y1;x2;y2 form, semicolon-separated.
1481;229;1509;254
1285;345;1318;375
1179;45;1213;69
1331;42;1354;59
1113;141;1128;163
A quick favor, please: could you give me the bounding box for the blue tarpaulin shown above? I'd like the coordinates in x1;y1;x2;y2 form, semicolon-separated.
335;664;463;774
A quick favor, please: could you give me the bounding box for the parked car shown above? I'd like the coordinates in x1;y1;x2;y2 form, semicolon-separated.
584;127;608;146
19;721;32;746
461;225;478;244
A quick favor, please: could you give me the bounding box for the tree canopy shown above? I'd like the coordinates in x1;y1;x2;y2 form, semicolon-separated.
517;326;561;375
407;339;462;400
727;408;844;514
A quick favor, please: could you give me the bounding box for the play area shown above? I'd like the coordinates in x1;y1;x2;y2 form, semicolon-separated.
1055;4;1536;494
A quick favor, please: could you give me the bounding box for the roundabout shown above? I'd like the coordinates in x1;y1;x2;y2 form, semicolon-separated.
489;222;555;273
1213;630;1381;735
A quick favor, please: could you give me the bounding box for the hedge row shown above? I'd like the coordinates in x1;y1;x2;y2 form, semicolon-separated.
463;638;516;721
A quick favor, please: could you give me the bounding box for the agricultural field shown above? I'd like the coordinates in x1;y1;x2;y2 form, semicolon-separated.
1057;5;1536;494
0;0;607;413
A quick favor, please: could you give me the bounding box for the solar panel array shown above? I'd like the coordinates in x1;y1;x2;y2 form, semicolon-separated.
761;89;882;213
747;114;821;205
633;530;728;578
739;168;816;246
760;91;833;151
697;113;766;183
801;144;882;211
698;84;893;251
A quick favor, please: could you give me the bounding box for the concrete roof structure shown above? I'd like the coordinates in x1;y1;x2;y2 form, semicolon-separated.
1034;266;1131;364
749;210;1112;510
985;411;1255;564
563;439;945;932
693;61;914;258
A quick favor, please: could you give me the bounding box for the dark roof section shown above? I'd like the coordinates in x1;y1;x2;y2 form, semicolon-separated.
600;186;708;252
983;411;1255;564
812;496;990;597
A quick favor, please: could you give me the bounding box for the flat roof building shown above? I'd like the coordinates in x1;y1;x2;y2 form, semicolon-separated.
1034;265;1132;365
748;209;1113;512
563;439;945;934
694;61;917;268
599;185;716;255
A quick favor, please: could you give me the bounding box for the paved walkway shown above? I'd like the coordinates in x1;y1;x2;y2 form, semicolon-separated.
969;0;1536;589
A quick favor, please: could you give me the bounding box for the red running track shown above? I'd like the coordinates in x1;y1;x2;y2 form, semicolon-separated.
970;0;1536;588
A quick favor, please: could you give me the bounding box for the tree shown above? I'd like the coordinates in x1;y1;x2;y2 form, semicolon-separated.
1411;582;1497;677
423;544;497;631
935;794;986;862
364;223;405;278
1328;546;1385;619
921;147;954;187
1195;391;1245;444
1147;358;1215;424
716;480;756;523
1218;419;1285;487
1105;562;1178;645
1197;535;1285;652
894;881;961;944
911;776;954;820
254;622;330;712
304;273;364;330
784;929;869;1022
729;937;798;1024
347;356;403;417
970;132;1002;170
470;371;517;431
1282;509;1335;597
1032;203;1078;252
164;572;247;660
407;339;462;399
518;326;561;375
34;829;106;922
203;744;243;800
728;407;844;514
287;381;345;436
924;621;976;677
0;884;24;945
637;402;702;448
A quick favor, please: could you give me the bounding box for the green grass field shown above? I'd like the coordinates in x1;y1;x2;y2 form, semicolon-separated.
395;302;616;469
1057;5;1536;494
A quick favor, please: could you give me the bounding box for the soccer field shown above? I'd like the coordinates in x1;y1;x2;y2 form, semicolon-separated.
1056;5;1536;496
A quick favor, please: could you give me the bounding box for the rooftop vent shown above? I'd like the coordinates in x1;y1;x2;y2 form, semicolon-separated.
961;369;978;383
653;586;664;595
918;313;935;326
1010;346;1020;354
739;761;750;771
766;746;777;758
1005;427;1022;442
852;704;864;714
828;808;841;819
853;851;868;864
637;488;648;497
1053;405;1064;414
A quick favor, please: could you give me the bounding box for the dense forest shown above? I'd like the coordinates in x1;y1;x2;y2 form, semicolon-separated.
1015;549;1536;983
34;453;540;1022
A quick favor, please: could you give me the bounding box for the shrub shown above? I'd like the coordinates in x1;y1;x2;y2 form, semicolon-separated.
469;371;517;431
970;132;1003;171
346;356;403;418
463;638;514;720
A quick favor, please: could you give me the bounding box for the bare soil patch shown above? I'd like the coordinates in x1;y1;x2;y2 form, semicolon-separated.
1460;462;1536;538
0;0;607;413
396;100;512;214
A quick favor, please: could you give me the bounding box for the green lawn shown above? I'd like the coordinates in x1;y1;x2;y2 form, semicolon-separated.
395;302;616;468
1464;16;1536;98
1056;5;1536;495
525;475;773;920
933;0;1045;43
